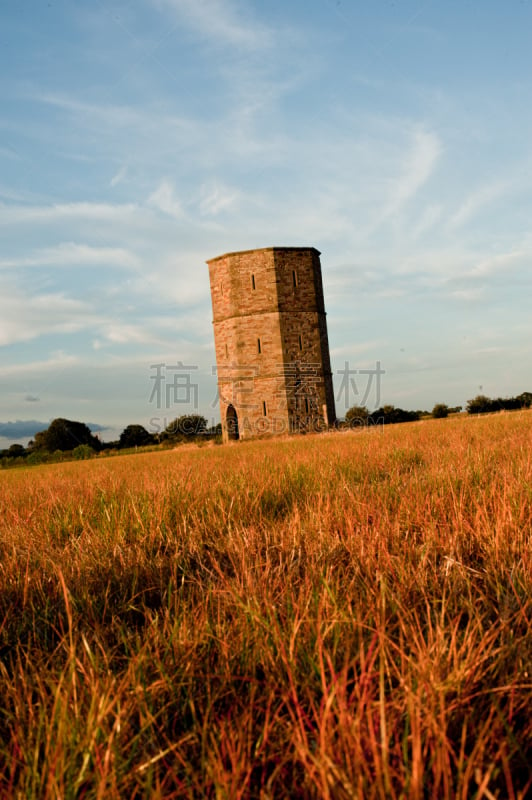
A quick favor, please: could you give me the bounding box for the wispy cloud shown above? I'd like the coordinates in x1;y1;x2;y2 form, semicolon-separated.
468;249;525;277
147;180;183;219
99;322;173;348
110;165;128;188
378;126;442;226
154;0;272;50
0;242;140;270
0;287;95;346
198;180;239;215
450;287;486;302
409;203;443;241
37;91;199;143
448;180;510;230
0;201;139;226
0;353;80;377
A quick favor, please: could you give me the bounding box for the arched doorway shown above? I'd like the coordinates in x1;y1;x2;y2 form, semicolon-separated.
226;404;239;440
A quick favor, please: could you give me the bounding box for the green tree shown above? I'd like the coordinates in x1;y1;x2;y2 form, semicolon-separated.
119;425;153;449
466;395;493;414
370;406;419;425
26;451;45;465
164;415;208;439
432;403;449;419
345;405;369;426
516;392;532;408
32;418;101;452
72;444;95;460
7;443;26;457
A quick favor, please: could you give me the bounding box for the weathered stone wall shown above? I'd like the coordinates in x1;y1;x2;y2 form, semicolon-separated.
207;247;336;441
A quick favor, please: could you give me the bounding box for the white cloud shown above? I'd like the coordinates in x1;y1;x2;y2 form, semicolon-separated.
0;353;80;377
35;93;202;164
0;280;98;346
147;180;183;219
468;250;525;277
154;0;272;50
450;288;486;302
100;322;171;347
38;93;153;129
409;204;443;241
0;242;140;270
110;165;128;188
380;127;442;223
0;201;139;226
448;180;510;230
199;180;239;215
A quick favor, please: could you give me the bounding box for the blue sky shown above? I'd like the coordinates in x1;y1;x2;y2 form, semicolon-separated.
1;0;532;444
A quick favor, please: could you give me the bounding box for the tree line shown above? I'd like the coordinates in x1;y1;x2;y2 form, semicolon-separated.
1;415;220;466
344;390;532;427
2;390;532;465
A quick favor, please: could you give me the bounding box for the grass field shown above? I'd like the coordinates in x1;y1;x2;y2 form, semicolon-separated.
0;412;530;798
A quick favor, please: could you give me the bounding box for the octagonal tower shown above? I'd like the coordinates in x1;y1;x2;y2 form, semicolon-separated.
207;247;336;442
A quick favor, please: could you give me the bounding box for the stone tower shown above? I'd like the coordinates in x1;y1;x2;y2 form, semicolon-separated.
207;247;336;442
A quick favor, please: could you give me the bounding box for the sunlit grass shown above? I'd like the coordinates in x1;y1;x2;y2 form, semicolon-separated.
0;412;530;797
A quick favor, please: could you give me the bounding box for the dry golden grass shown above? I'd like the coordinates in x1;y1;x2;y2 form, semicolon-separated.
0;412;530;798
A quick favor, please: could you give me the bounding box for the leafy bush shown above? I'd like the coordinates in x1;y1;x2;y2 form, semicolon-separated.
32;418;101;452
370;405;419;425
72;444;95;460
26;451;44;466
466;393;531;414
163;415;208;439
118;425;154;449
345;405;369;426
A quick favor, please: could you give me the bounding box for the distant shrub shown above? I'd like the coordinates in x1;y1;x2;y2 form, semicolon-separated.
119;425;154;449
7;444;26;457
345;405;369;426
32;418;101;453
516;391;532;408
26;452;44;466
432;403;449;419
72;445;95;460
466;393;531;414
163;415;208;439
369;405;419;425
